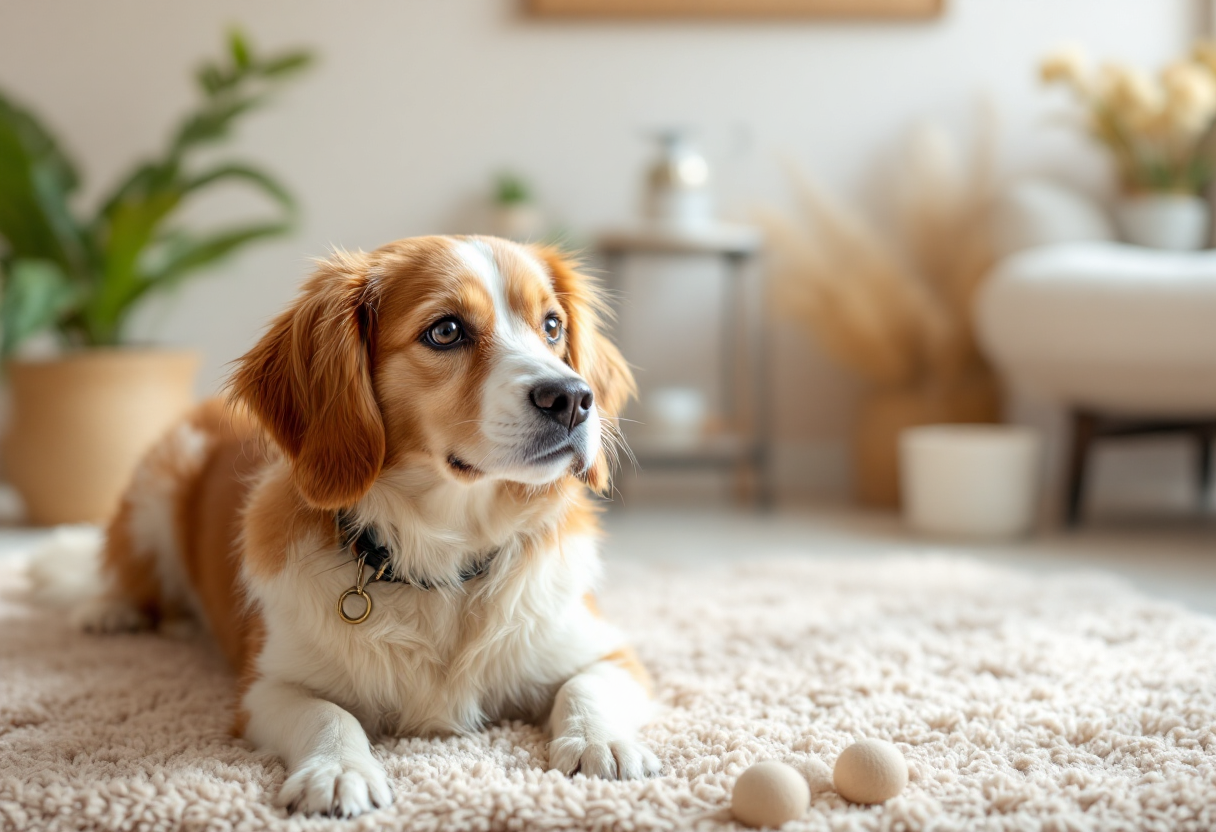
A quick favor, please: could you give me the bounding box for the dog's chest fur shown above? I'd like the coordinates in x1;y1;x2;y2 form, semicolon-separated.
243;471;620;738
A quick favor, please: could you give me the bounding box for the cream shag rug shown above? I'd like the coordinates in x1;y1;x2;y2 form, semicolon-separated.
3;554;1216;832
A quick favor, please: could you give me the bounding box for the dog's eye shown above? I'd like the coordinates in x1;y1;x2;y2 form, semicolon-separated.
543;314;563;343
424;318;464;348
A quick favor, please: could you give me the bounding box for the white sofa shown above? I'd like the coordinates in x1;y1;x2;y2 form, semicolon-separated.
975;182;1216;525
978;241;1216;416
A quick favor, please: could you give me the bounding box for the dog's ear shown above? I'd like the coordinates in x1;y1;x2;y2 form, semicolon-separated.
230;252;385;510
532;246;637;494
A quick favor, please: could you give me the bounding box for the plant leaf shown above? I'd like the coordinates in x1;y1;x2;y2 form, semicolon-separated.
229;29;252;70
0;90;86;271
75;32;313;346
141;163;300;290
197;64;228;97
1;258;76;355
86;188;183;343
171;94;266;155
144;221;291;291
259;50;314;78
183;162;296;213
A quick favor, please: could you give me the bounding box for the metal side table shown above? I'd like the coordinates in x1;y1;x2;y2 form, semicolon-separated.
598;223;772;507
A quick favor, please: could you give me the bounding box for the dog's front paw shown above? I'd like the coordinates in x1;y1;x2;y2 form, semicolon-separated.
549;733;661;780
276;753;393;817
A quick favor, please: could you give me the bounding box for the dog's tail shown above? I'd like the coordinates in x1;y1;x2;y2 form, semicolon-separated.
26;525;106;607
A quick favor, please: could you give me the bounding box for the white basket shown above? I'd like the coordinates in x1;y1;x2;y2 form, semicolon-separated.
900;425;1042;539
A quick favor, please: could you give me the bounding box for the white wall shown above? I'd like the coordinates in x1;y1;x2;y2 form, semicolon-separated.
0;0;1193;503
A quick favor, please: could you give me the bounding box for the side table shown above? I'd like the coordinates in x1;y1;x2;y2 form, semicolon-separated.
598;223;772;507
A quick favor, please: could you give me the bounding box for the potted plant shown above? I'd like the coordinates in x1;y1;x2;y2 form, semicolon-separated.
0;30;312;524
1041;44;1216;250
491;171;546;241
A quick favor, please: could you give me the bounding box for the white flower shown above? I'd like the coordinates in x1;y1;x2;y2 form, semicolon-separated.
1100;63;1162;131
1040;45;1089;92
1162;61;1216;135
1193;40;1216;76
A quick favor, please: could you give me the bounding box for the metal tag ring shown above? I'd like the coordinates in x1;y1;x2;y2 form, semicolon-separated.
337;586;372;625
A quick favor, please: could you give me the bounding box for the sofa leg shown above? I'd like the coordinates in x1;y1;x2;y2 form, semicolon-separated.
1198;427;1213;507
1065;410;1097;528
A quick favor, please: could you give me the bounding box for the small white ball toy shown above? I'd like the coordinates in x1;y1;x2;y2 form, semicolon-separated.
731;760;811;828
832;740;908;804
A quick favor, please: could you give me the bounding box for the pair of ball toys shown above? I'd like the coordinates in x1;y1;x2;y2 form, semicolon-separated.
731;740;908;828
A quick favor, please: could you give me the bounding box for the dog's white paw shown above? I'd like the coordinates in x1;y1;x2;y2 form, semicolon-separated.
73;597;149;634
276;753;392;817
549;733;661;780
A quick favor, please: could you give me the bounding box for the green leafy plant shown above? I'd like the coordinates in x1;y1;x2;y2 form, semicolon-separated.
494;172;533;206
0;29;313;355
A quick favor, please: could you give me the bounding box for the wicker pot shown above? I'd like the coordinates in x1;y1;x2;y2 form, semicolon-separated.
852;375;1002;509
3;349;200;525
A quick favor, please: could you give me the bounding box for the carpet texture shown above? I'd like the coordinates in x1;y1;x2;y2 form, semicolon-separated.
3;554;1216;831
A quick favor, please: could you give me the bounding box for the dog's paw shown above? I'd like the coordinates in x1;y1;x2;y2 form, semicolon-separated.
276;753;392;817
73;597;150;634
549;733;661;780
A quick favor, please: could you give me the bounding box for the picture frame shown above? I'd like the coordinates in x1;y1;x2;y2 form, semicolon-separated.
528;0;943;19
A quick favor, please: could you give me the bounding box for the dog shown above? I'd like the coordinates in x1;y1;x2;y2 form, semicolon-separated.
76;235;657;817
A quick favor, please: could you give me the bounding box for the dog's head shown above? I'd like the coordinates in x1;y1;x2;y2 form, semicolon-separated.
231;236;635;510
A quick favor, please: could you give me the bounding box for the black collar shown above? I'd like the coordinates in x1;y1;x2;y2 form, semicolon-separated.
335;511;499;591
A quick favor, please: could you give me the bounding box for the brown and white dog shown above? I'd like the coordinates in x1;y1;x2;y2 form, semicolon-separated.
76;235;657;817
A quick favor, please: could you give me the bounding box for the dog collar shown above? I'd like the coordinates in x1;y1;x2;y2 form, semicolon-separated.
334;511;499;624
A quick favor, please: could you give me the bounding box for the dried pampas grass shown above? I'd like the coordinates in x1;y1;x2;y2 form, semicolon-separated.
759;105;1000;392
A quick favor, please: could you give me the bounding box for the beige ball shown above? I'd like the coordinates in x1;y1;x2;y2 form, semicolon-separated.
731;761;811;828
832;740;908;804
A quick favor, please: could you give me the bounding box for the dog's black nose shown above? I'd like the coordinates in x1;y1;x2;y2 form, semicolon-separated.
530;379;594;431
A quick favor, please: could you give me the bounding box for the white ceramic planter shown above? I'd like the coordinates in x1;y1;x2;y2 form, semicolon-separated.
900;424;1042;540
1116;194;1209;251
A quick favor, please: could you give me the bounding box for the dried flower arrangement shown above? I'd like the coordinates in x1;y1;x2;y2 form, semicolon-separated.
757;112;1001;506
1040;44;1216;195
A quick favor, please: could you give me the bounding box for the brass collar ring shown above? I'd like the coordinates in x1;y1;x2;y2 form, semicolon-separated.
337;552;388;625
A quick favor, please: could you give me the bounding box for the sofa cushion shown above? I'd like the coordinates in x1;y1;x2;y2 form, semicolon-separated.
976;241;1216;414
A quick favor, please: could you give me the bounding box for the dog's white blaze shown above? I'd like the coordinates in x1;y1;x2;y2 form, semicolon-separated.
455;239;600;482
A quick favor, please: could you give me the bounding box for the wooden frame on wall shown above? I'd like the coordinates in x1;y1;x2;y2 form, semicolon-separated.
529;0;943;19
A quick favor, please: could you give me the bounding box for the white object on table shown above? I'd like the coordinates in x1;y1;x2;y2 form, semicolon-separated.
1115;194;1210;251
598;222;771;506
644;386;707;450
900;424;1042;539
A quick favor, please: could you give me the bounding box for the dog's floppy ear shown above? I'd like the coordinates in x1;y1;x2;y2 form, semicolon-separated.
230;252;385;510
533;246;637;493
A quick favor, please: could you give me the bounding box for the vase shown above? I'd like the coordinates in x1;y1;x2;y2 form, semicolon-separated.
852;374;1002;510
1115;194;1209;251
3;348;200;525
644;131;712;231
